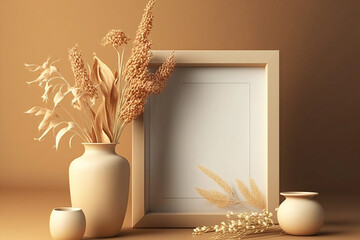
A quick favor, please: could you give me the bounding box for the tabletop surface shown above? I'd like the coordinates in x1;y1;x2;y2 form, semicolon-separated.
1;190;359;240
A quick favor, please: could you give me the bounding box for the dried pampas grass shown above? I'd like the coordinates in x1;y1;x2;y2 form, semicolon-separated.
25;0;175;150
120;0;175;125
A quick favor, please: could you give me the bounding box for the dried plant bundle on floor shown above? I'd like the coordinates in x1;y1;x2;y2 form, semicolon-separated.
25;0;175;149
193;210;279;239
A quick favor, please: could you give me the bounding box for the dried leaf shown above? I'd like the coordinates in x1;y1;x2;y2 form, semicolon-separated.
55;122;75;150
196;188;237;208
34;121;64;141
69;87;85;110
92;56;114;95
114;70;119;84
90;126;97;142
25;63;42;72
26;68;51;85
41;82;52;103
94;98;113;142
101;130;111;143
94;98;106;142
53;85;68;107
198;165;235;197
25;107;59;131
92;56;116;132
38;109;59;131
89;106;96;120
25;106;46;115
25;59;57;86
68;134;76;148
109;81;119;122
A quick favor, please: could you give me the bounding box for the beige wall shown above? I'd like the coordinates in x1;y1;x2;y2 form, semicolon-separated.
0;0;359;195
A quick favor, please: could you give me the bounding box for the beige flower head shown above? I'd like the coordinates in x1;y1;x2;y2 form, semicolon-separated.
101;30;130;48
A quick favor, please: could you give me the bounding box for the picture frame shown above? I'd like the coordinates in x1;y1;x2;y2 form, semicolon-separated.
132;50;279;227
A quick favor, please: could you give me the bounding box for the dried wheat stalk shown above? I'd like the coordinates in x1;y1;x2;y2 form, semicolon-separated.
197;165;266;211
198;165;235;197
236;179;266;210
196;188;240;208
25;0;175;149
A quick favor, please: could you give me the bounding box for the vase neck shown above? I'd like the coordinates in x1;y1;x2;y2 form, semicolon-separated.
82;143;117;154
281;191;318;199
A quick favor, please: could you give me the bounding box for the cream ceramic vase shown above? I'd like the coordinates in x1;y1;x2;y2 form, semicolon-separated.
277;192;324;235
49;207;86;240
69;143;130;238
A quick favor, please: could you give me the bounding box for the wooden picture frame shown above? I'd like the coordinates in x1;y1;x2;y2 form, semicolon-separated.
132;50;279;227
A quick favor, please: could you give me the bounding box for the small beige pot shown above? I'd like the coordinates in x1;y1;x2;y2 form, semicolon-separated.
49;207;86;240
277;192;324;235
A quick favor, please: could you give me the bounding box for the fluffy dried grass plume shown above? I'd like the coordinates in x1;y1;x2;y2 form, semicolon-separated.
196;165;266;211
147;51;176;94
101;30;130;48
119;51;175;124
68;44;98;100
123;0;155;83
120;0;175;124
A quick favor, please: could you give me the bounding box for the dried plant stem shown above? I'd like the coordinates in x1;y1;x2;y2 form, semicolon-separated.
68;99;94;141
68;129;87;142
48;72;70;86
115;120;126;142
118;49;128;107
52;122;86;143
82;100;99;141
58;106;91;142
112;48;123;139
113;47;127;142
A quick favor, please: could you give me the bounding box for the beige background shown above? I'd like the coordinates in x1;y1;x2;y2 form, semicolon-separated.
0;0;360;213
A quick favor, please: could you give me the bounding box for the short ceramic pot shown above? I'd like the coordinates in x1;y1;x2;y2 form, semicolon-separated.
277;192;324;235
49;207;86;240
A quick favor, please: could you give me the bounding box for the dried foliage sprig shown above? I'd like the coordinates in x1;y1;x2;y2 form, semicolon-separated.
236;179;266;210
196;165;266;210
25;0;175;149
198;165;235;197
193;210;279;239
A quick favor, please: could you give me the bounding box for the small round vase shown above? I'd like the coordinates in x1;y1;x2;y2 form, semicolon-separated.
277;192;324;235
49;207;86;240
69;143;130;238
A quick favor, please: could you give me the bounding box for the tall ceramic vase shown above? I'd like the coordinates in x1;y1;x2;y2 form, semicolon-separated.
69;143;130;238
